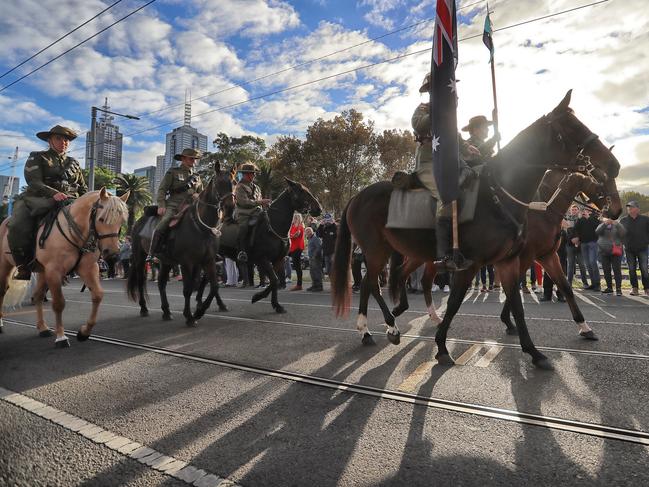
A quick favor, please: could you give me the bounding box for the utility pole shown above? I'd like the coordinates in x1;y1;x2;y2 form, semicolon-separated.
87;103;139;191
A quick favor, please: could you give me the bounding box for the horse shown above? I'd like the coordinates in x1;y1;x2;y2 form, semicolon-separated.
390;168;621;340
216;178;322;313
128;166;234;326
0;188;129;347
331;90;621;370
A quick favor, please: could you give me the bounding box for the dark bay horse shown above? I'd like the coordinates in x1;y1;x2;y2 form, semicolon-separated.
128;167;234;326
217;178;321;313
331;91;621;370
390;168;621;338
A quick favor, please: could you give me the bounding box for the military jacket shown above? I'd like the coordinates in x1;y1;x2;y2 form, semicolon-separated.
234;180;262;218
157;165;203;208
411;103;432;170
23;148;86;198
466;135;497;162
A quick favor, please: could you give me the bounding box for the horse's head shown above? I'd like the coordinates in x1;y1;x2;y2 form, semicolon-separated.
546;90;622;218
284;177;322;217
200;162;235;214
95;187;129;260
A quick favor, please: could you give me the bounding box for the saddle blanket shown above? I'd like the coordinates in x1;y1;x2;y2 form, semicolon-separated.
386;189;436;229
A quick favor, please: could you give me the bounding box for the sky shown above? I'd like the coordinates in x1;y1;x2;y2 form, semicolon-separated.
0;0;647;192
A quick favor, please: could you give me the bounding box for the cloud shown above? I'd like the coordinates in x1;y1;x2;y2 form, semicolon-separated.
174;32;244;74
360;0;405;30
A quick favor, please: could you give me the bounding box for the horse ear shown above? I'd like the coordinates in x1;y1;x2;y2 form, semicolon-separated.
552;89;572;113
99;187;108;199
120;190;130;203
609;144;615;152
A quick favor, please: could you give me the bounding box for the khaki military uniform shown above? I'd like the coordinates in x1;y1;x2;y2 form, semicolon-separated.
8;148;86;262
412;103;439;198
155;165;203;235
466;134;497;166
234;179;263;224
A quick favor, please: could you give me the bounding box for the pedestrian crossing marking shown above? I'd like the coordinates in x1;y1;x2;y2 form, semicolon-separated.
454;344;483;366
398;361;436;393
475;346;504;368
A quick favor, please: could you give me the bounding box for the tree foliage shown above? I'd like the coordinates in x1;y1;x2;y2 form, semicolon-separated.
619;191;649;215
82;167;117;190
115;173;152;233
375;129;416;181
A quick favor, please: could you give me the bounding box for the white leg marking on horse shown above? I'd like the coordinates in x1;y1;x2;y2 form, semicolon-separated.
428;305;442;325
386;324;400;336
356;314;369;337
577;321;592;333
55;335;68;343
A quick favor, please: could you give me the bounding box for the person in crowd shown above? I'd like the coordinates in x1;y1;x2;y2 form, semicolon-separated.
8;125;86;279
474;265;494;292
539;226;568;302
574;206;601;291
352;243;364;292
305;215;319;233
289;213;305;291
619;200;649;296
520;266;538;294
596;215;626;295
317;212;337;277
224;257;238;287
564;204;589;289
119;236;132;279
149;148;202;257
305;227;323;292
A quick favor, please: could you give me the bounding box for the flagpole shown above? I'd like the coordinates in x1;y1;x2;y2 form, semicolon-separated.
486;4;501;152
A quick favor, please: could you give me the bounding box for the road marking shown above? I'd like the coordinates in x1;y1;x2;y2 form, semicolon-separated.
398;361;436;393
0;387;239;487
475;346;504;368
454;344;483;366
4;309;37;316
573;292;616;319
5;330;649;447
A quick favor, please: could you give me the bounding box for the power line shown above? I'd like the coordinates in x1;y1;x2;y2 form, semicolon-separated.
0;0;123;81
138;0;487;119
0;0;157;93
65;0;609;156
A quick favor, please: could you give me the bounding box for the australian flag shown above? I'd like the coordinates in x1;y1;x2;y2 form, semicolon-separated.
430;0;459;204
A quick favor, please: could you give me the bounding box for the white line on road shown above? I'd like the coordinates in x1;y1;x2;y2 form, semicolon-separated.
397;361;436;393
0;387;239;487
454;344;483;366
474;346;504;368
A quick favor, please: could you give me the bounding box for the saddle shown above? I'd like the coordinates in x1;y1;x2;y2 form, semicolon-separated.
169;202;191;229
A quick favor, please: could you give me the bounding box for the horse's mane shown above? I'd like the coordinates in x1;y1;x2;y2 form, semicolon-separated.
77;190;128;225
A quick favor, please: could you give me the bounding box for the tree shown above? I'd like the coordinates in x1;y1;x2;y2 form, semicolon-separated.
255;160;283;199
210;133;267;169
115;173;152;233
82;167;117;190
620;191;649;214
375;129;417;181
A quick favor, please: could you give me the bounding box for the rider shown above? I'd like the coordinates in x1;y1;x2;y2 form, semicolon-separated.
462;115;500;165
412;73;477;271
233;162;271;262
149;148;203;256
8;125;86;280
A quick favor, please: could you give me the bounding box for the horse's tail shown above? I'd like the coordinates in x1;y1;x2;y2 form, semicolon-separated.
388;251;404;304
127;217;148;303
331;200;353;317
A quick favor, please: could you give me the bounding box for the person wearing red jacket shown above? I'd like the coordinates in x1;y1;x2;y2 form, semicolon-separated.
289;213;305;291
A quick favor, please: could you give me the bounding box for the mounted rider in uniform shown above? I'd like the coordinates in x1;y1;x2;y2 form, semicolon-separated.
8;125;86;280
233;163;271;262
462;115;500;166
149;148;203;256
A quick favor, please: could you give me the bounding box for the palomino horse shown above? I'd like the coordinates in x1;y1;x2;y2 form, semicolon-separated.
128;167;234;326
331;91;621;370
217;178;322;313
390;169;621;340
0;188;129;347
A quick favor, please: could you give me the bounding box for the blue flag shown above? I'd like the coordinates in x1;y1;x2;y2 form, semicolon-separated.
430;0;459;204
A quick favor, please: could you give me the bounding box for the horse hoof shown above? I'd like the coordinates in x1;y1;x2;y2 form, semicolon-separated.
275;306;286;314
55;337;70;349
186;319;198;327
579;330;599;341
162;313;173;321
435;353;455;366
505;327;518;336
361;333;375;346
533;357;554;370
140;309;149;317
76;331;90;342
38;329;54;338
387;330;401;345
251;294;263;304
218;305;228;312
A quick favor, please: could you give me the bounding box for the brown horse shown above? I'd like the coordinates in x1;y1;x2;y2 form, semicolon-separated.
390;169;621;340
0;188;129;347
331;91;621;370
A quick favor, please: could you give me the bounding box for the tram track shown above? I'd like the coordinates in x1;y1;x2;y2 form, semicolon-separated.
5;317;649;447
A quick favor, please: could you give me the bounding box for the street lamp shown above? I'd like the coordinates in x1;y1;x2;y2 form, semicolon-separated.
87;105;139;191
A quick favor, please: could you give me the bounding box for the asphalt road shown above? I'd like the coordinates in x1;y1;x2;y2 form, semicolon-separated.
1;278;648;486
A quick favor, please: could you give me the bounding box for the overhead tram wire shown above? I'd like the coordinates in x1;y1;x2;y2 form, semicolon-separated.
72;0;611;155
0;0;124;81
138;0;487;119
0;0;158;93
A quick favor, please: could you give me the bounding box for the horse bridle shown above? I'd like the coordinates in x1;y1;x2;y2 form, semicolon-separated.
192;182;231;235
57;199;120;255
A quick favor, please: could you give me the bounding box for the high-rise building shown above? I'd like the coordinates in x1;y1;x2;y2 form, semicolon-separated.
85;98;123;174
0;175;19;199
134;165;156;197
154;155;165;193
160;94;207;188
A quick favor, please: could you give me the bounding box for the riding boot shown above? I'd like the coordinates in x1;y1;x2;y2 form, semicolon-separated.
435;217;473;272
13;253;34;281
148;230;164;260
237;224;249;262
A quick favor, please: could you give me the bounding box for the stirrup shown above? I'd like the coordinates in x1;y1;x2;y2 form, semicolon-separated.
237;251;248;263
